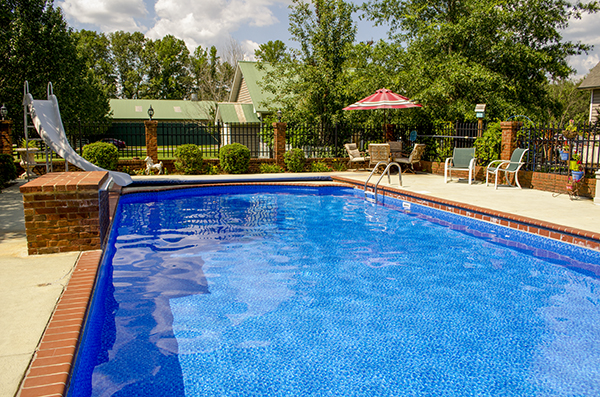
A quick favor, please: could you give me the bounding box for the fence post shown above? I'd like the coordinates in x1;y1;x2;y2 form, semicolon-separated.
145;120;158;162
500;121;522;160
0;120;13;155
273;122;287;166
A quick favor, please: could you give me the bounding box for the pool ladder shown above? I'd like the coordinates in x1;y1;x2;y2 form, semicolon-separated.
364;161;402;203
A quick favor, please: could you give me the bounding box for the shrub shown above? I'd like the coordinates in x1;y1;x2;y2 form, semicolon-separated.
330;159;347;171
82;142;119;170
310;161;332;172
0;154;18;188
219;143;250;174
174;144;204;175
204;164;220;175
284;148;306;172
259;163;285;173
474;121;502;166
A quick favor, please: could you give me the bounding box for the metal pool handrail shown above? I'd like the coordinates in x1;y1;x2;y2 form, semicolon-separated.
364;161;402;203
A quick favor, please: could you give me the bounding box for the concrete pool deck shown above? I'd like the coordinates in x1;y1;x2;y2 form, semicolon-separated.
1;171;599;396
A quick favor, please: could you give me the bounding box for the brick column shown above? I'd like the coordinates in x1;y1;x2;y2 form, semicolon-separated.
20;171;109;255
0;120;12;155
500;121;522;160
273;122;287;166
145;120;158;162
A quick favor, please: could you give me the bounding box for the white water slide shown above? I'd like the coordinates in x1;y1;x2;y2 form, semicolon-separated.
24;83;133;186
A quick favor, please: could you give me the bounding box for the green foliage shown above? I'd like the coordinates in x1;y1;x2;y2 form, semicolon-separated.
310;161;332;172
73;30;118;98
144;35;191;99
219;143;250;174
189;45;235;102
284;148;307;172
0;0;110;131
108;31;147;99
545;79;590;124
261;0;357;124
204;164;220;175
330;159;347;171
19;138;38;149
259;163;285;173
474;121;503;166
82;142;119;170
254;40;287;64
0;154;18;188
363;0;599;123
174;144;204;175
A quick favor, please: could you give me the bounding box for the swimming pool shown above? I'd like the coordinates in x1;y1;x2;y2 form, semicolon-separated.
67;185;600;396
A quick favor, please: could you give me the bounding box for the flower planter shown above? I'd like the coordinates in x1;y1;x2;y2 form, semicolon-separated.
569;160;580;171
559;151;569;161
571;171;584;182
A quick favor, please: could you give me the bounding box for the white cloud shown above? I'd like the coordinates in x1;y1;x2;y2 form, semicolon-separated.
146;0;286;50
561;12;600;79
241;40;260;61
59;0;148;32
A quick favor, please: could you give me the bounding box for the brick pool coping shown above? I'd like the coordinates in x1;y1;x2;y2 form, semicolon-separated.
333;175;600;251
18;180;600;396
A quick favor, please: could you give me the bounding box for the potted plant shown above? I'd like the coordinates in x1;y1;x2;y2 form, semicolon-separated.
570;152;584;181
559;143;569;161
563;119;578;139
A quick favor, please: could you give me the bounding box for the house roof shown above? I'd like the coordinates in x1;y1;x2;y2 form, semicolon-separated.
579;62;600;90
110;99;215;121
228;61;274;114
216;103;261;123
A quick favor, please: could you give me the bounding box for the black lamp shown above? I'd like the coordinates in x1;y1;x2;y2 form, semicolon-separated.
148;105;154;120
1;104;7;121
277;109;282;123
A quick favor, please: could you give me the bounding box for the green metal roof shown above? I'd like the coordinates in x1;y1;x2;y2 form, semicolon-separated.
109;99;215;121
217;103;261;123
235;61;274;113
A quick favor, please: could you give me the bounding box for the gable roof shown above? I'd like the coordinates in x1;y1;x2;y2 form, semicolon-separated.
216;103;261;123
110;99;215;121
228;61;274;114
579;62;600;90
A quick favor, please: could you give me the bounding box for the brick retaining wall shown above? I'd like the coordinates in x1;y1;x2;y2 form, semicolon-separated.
20;172;109;255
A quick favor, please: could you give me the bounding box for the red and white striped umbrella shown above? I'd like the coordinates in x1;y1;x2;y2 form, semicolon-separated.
343;88;422;110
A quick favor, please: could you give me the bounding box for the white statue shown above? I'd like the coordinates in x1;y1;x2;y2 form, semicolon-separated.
144;156;163;175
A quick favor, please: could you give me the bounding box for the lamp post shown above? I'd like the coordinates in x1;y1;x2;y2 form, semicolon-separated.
277;109;282;123
148;105;154;121
1;104;7;121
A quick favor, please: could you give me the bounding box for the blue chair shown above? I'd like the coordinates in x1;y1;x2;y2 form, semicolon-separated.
444;148;476;184
486;148;529;189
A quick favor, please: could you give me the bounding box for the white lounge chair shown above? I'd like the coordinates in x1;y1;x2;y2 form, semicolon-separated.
486;148;529;189
445;147;476;184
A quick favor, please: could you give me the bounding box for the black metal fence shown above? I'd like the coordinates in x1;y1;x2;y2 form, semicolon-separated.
13;119;600;176
520;122;600;176
414;122;485;162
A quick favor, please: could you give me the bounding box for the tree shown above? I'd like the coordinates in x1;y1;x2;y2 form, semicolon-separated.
259;0;356;124
109;31;147;99
189;45;235;102
545;79;590;124
362;0;600;123
255;40;287;64
143;35;191;99
73;30;117;98
0;0;110;128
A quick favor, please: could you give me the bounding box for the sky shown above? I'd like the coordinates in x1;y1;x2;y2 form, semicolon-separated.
58;0;599;79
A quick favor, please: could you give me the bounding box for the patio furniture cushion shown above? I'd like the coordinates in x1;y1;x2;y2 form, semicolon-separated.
393;144;426;173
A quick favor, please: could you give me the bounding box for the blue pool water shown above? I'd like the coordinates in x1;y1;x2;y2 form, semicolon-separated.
68;186;600;396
